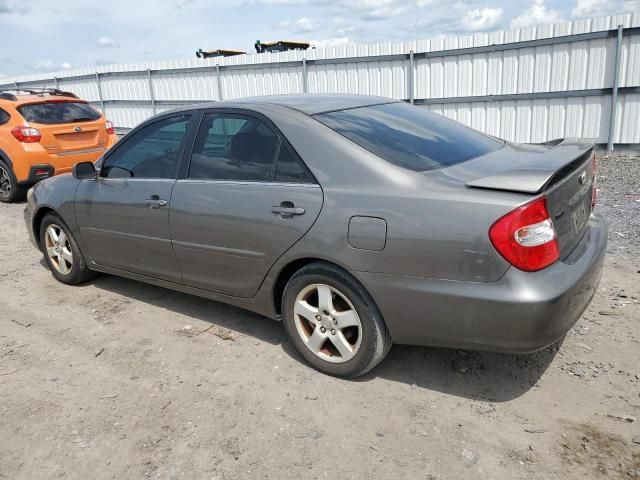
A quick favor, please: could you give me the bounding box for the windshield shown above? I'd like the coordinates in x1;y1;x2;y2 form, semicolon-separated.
315;102;502;172
18;101;102;125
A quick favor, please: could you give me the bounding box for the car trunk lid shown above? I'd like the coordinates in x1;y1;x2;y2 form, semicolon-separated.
445;139;595;258
17;100;108;154
46;124;106;153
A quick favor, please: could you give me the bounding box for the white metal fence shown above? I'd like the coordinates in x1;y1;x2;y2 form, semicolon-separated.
2;12;639;149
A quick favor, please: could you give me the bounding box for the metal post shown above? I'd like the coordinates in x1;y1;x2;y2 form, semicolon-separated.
408;50;415;104
95;72;105;112
14;81;19;91
607;24;623;152
302;58;308;93
216;64;223;101
54;77;59;89
147;69;156;115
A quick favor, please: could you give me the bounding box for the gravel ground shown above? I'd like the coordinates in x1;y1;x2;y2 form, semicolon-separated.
0;158;639;479
596;155;640;260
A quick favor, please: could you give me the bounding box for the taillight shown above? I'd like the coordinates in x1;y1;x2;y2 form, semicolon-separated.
11;126;41;143
591;153;597;209
489;197;560;272
105;120;115;135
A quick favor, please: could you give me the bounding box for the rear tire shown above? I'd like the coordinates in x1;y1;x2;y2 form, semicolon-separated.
40;213;96;285
0;160;25;203
282;262;392;377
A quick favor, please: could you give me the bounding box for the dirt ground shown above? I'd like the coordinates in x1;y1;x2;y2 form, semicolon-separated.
1;157;639;480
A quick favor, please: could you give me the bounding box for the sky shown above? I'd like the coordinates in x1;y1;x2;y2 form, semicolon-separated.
1;0;638;78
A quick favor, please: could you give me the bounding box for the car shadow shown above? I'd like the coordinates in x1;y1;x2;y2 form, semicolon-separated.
91;273;285;346
82;272;558;402
358;342;560;402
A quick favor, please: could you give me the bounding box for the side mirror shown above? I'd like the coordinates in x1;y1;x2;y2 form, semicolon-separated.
73;161;97;180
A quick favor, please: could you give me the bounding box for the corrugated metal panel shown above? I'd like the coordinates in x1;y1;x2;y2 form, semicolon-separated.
618;93;640;143
103;104;153;129
154;71;219;101
221;65;302;100
57;78;100;102
1;12;638;145
101;74;149;101
423;94;613;143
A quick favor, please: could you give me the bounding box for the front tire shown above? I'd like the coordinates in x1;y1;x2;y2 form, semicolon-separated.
40;213;96;285
0;160;25;203
282;262;392;377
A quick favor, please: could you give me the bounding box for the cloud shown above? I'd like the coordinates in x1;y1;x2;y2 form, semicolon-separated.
510;0;562;29
461;7;504;31
95;59;117;67
34;60;73;72
97;36;118;48
277;17;320;33
572;0;609;17
331;0;409;21
174;0;196;9
251;0;310;3
0;0;30;14
413;3;505;34
331;17;359;36
358;1;409;20
310;37;354;48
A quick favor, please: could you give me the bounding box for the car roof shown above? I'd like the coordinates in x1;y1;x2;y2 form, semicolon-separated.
1;95;55;105
0;90;85;106
183;94;398;116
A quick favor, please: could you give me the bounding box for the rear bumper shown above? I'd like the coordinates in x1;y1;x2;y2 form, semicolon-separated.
354;213;607;353
17;164;55;186
12;143;113;184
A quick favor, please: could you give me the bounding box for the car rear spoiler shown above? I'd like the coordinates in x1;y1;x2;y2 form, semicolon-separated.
465;138;595;194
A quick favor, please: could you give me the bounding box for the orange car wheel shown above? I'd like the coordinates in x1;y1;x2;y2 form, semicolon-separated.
0;160;25;203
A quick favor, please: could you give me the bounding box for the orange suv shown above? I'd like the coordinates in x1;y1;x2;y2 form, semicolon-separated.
0;89;118;202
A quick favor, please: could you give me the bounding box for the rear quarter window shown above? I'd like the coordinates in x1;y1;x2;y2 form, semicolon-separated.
315;102;502;172
0;108;9;125
17;102;101;125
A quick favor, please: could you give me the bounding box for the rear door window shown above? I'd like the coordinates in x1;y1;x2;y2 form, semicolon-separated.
18;102;102;125
315;102;502;172
274;143;314;183
188;113;279;182
0;108;9;125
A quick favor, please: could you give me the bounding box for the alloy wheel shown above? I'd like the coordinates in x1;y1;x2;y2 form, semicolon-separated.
44;224;73;275
293;283;363;363
0;165;11;199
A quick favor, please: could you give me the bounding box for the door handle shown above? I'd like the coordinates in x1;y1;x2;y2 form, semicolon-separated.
145;195;167;209
272;202;305;219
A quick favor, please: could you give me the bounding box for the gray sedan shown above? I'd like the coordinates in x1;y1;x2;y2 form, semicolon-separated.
24;95;607;377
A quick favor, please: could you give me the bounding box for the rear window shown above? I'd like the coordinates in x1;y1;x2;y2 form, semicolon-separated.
18;101;101;125
315;102;502;172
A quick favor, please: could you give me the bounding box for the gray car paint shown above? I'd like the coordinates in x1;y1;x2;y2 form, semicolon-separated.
24;94;607;353
355;214;607;352
463;139;594;194
75;178;182;282
170;179;323;297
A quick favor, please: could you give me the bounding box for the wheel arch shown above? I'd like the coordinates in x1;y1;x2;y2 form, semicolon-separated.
271;256;375;317
0;149;13;169
32;206;59;246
